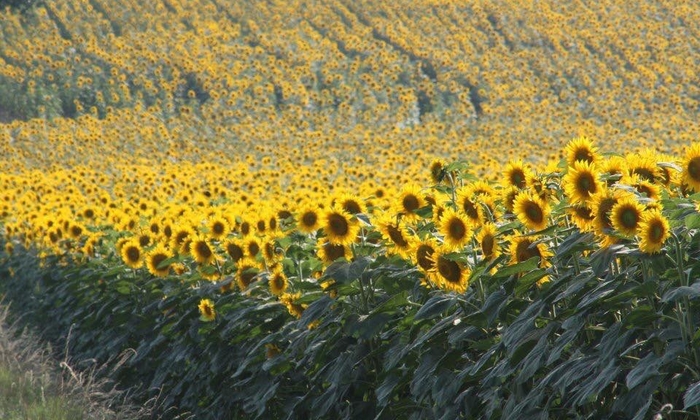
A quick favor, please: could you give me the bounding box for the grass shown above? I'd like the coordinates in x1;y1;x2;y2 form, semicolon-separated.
0;304;150;420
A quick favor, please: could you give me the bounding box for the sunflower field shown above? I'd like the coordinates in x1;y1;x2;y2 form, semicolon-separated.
2;0;700;418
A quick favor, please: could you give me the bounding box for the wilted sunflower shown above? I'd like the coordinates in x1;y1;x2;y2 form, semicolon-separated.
146;244;172;277
268;268;288;296
513;191;550;231
316;237;351;266
198;299;216;322
120;239;143;269
565;136;599;167
438;209;471;250
681;143;700;192
638;209;670;254
321;207;360;246
475;222;500;262
610;198;645;237
563;160;602;204
191;235;216;265
431;247;470;293
503;160;532;189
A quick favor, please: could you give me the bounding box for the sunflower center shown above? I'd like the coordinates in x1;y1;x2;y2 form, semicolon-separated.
126;247;140;262
403;194;420;212
510;169;526;188
196;241;212;258
597;199;616;229
227;243;244;261
324;242;346;261
139;235;151;247
71;226;82;237
619;208;639;229
152;253;168;270
343;200;362;215
327;213;349;236
416;245;435;271
212;222;225;235
203;305;213;317
515;239;540;262
649;221;666;242
437;256;461;284
525;202;544;224
576;173;596;195
248;242;260;256
688;157;700;181
575;149;594;163
272;274;285;290
239;268;257;288
240;222;251;236
632;168;655;182
462;199;479;220
481;234;494;258
574;205;595;220
387;225;409;247
302;211;318;227
257;220;266;232
448;218;467;240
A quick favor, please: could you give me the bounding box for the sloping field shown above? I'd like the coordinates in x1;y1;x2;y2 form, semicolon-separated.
1;0;700;418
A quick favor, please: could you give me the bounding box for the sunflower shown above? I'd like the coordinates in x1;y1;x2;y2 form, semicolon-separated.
375;212;413;257
624;174;661;201
681;143;700;192
316;237;351;266
565;136;599;167
562;160;602;204
430;247;470;293
455;187;483;226
638;209;670;254
321;207;360;246
198;299;216;322
626;150;659;183
409;237;438;276
475;222;500;262
191;234;216;265
262;235;284;264
224;238;245;263
297;203;322;234
280;292;305;319
438;209;471;250
610;198;645;237
501;186;519;214
146;244;172;277
503;160;532;189
171;225;195;254
429;159;447;184
268;268;288;296
513;191;550;231
598;155;627;187
508;234;552;285
334;193;366;216
567;203;596;232
236;258;260;290
120;239;143;269
207;214;229;240
393;183;426;222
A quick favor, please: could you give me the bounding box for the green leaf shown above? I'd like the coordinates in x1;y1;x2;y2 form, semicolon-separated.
414;294;455;321
492;257;540;279
684;380;700;409
661;282;700;303
626;353;662;389
685;214;700;229
322;256;371;284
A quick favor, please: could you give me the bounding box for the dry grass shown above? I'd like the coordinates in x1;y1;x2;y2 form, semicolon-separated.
0;303;152;420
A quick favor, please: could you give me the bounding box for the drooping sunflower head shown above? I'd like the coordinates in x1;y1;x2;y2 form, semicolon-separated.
321;206;360;246
681;143;700;192
503;160;532;190
429;159;447;184
563;160;602;205
513;191;550;232
565;136;599;167
638;209;671;254
146;244;172;277
610;197;645;237
236;258;260;291
438;208;471;251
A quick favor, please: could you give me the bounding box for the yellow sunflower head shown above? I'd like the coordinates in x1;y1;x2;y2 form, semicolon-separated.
565;136;599;167
321;206;360;246
198;298;216;322
638;209;671;254
268;268;288;296
610;197;645;237
475;222;501;262
430;246;470;294
438;208;471;251
513;191;550;232
120;239;144;269
191;234;216;265
503;160;532;190
393;184;427;222
316;237;352;266
374;211;413;258
681;143;700;192
146;244;172;277
563;160;602;205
